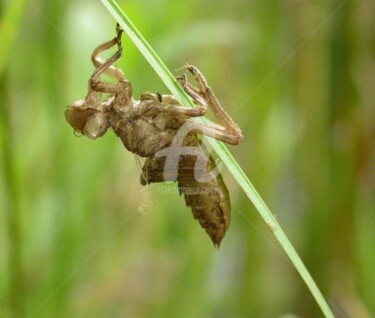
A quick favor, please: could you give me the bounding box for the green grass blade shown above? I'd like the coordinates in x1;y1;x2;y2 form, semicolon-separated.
100;1;334;316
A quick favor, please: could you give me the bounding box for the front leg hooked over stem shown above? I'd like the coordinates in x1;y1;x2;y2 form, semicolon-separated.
89;24;127;94
91;23;125;81
177;65;243;145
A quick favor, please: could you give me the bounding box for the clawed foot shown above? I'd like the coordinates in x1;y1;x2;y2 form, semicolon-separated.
176;64;210;96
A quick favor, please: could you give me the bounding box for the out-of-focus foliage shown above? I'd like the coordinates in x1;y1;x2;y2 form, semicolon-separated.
0;0;374;317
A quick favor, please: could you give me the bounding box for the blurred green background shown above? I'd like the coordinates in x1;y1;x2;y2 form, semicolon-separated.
1;0;374;317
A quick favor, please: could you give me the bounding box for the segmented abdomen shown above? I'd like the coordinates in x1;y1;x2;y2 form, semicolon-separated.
177;154;230;248
140;135;231;248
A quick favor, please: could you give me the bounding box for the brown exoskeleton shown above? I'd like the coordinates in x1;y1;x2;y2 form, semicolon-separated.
65;26;243;248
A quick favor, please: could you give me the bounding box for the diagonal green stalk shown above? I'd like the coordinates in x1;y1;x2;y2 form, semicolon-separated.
100;1;334;316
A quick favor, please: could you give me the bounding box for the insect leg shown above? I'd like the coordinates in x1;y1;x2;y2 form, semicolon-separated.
178;64;243;145
89;43;133;97
91;26;125;81
163;105;206;117
176;74;207;106
155;74;208;117
91;38;125;81
183;120;241;145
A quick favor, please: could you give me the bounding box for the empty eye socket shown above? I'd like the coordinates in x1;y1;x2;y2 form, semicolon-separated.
65;106;95;133
83;113;109;139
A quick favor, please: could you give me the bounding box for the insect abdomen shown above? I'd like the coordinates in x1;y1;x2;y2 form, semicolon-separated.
140;148;231;248
177;154;230;248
